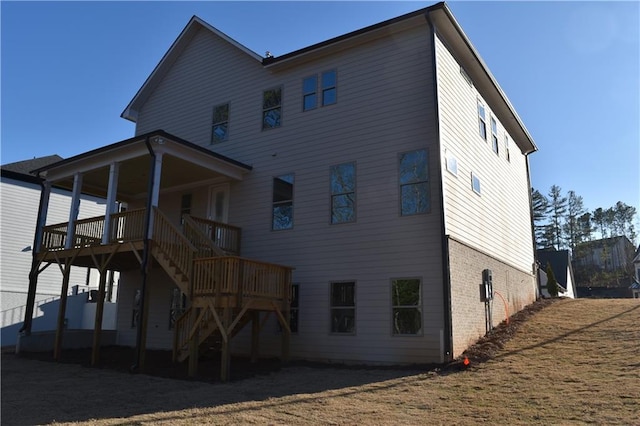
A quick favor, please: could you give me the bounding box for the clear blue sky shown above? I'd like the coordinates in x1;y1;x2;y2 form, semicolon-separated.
2;1;638;214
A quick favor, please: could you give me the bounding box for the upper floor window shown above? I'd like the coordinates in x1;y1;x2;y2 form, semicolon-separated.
330;162;356;224
505;135;511;162
392;278;422;335
491;117;499;154
263;87;282;129
322;70;337;106
303;75;317;111
272;173;294;230
399;149;430;215
330;281;355;334
478;101;487;141
445;150;458;176
211;103;229;143
472;172;482;195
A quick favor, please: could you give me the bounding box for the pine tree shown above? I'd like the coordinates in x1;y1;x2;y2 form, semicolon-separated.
563;190;586;253
532;188;550;248
546;262;559;298
547;185;567;250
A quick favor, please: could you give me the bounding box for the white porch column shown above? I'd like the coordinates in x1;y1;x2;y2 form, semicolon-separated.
102;162;120;244
147;152;163;238
65;172;83;249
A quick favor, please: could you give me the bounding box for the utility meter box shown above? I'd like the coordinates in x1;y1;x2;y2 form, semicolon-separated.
481;269;493;301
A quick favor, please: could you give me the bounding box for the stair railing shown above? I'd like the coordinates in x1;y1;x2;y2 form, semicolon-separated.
152;208;196;281
182;215;226;258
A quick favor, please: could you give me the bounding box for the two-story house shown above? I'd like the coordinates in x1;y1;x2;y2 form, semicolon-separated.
20;2;538;379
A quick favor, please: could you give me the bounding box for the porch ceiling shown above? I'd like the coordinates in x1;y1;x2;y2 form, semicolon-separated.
35;130;252;201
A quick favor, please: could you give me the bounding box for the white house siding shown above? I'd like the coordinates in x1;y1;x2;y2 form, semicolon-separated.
128;23;447;364
433;35;536;355
0;176;108;345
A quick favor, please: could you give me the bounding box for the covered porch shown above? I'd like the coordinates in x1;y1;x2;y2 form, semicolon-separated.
21;130;293;381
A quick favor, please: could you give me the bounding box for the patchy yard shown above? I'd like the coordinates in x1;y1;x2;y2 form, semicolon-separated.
2;298;639;425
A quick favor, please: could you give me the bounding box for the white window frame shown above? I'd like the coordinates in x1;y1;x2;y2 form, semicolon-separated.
330;281;356;335
472;172;482;195
391;278;423;336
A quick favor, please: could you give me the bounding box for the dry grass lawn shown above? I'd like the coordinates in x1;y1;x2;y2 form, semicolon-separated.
2;298;639;425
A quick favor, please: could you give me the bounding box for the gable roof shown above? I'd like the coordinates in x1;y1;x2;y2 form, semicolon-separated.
121;16;262;123
120;2;536;155
537;249;574;289
1;155;63;184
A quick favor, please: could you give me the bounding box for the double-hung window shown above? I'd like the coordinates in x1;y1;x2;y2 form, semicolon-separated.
272;174;294;230
505;135;511;162
330;281;355;334
303;75;317;111
330;162;356;224
212;103;229;143
392;279;422;335
322;70;337;106
263;87;282;129
478;101;487;141
399;149;430;215
491;117;499;154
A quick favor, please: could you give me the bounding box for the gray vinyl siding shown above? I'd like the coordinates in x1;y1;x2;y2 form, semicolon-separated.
434;34;534;274
132;24;446;363
0;177;104;297
115;269;178;350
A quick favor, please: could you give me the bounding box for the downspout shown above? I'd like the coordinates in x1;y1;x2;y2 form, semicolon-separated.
19;177;47;335
131;136;154;372
426;11;453;363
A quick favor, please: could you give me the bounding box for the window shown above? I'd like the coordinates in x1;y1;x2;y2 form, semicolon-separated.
472;172;481;195
491;117;499;154
272;174;294;230
478;101;487;141
460;66;473;86
399;149;430;215
445;150;458;176
392;279;422;335
505;135;511;162
303;75;317;111
330;162;356;224
330;281;355;333
322;70;337;106
263;87;282;129
168;287;186;330
211;103;229;143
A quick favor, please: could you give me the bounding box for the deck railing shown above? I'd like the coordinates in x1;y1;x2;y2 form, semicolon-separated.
109;209;146;242
192;256;292;303
186;216;241;256
40;208;148;251
152;208;195;280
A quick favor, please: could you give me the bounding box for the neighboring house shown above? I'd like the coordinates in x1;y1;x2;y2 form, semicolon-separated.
574;236;636;275
632;246;640;299
19;2;538;377
537;249;577;298
1;156;117;346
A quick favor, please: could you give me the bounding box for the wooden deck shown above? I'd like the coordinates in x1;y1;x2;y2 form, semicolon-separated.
38;209;292;308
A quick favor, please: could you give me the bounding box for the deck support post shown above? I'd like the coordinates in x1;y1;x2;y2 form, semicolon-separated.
251;311;260;363
91;255;108;366
220;307;232;382
188;308;200;377
21;181;51;336
53;259;72;361
281;308;291;363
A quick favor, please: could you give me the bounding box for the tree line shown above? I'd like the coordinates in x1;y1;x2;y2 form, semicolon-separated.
532;185;637;252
